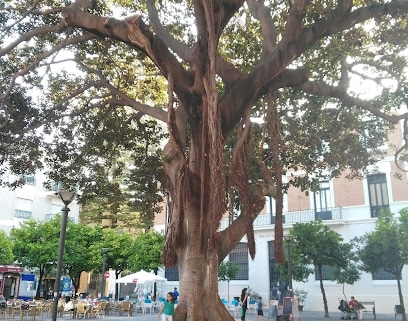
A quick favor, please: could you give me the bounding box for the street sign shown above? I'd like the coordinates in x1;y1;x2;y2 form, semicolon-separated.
104;271;110;278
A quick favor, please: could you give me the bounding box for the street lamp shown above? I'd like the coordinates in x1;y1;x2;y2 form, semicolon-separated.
51;189;76;321
283;234;293;297
101;248;109;299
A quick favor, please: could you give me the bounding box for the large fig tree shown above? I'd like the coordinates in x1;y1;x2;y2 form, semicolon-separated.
1;1;408;320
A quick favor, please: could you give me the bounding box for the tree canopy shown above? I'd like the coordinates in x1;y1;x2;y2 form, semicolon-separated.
289;220;356;318
127;231;164;274
357;208;408;321
2;1;408;320
9;217;104;297
0;230;13;264
10;219;61;298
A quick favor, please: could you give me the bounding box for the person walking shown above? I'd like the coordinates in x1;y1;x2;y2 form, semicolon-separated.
256;296;265;321
239;287;249;321
158;292;175;321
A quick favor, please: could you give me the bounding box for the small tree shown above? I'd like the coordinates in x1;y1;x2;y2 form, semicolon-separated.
330;254;361;301
10;219;60;298
218;261;239;303
290;220;354;318
102;228;135;300
128;231;165;300
293;289;308;305
357;209;408;321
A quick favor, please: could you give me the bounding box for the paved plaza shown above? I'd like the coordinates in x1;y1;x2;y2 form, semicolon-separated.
28;309;398;321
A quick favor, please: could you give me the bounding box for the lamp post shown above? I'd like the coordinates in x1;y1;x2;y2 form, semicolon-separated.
283;234;293;297
51;189;76;321
101;248;109;299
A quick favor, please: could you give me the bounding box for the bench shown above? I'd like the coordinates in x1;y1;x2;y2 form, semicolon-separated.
395;305;404;321
358;301;376;320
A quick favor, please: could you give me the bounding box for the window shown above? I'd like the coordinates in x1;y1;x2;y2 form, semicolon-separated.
314;181;332;220
15;209;32;219
15;198;33;219
23;174;36;185
315;265;332;281
372;268;398;280
50;181;62;192
360;117;387;149
45;213;75;223
229;242;248;280
367;174;389;218
165;266;179;281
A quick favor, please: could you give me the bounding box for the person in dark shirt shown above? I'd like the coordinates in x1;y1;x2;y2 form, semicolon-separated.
257;296;265;321
172;287;179;301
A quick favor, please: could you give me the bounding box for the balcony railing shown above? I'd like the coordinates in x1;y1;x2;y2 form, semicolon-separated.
370;205;390;218
15;209;33;219
219;207;343;230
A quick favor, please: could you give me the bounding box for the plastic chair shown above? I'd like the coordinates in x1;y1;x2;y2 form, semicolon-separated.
228;300;239;317
75;302;89;319
118;301;132;317
0;302;9;319
248;300;257;315
142;299;153;314
19;302;35;321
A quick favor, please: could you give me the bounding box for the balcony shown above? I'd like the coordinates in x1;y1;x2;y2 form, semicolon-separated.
219;207;343;230
370;205;390;218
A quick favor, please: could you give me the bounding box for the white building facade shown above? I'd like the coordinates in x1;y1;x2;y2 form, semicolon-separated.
0;171;80;299
157;120;408;314
0;171;80;234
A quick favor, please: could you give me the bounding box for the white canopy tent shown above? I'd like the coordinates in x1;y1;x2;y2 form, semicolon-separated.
115;270;167;284
115;270;167;300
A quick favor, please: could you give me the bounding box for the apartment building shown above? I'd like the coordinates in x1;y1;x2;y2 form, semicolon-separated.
156;120;408;314
0;171;80;299
0;171;80;233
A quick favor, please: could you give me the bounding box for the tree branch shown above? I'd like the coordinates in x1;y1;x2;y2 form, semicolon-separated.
298;79;408;124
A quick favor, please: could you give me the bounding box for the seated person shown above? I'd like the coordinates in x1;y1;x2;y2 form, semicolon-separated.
348;296;360;319
64;297;74;312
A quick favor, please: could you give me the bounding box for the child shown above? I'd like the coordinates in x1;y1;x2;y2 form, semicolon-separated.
256;296;265;321
158;292;175;321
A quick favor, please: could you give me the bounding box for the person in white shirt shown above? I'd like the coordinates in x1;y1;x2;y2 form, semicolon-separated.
64;297;74;312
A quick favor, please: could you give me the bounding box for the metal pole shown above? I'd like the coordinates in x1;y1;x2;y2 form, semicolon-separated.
288;239;293;296
51;205;69;321
101;248;109;299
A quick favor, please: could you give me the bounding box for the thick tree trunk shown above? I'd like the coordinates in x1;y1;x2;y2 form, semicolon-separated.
174;248;233;321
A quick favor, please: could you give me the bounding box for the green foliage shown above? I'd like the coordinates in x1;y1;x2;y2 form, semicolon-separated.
0;0;405;211
1;1;408;315
0;230;14;264
63;219;103;290
218;261;239;282
293;289;308;304
10;219;61;297
357;208;408;277
9;217;105;296
289;220;354;280
287;220;358;317
356;208;408;320
101;228;135;275
128;231;165;273
10;219;59;270
247;287;260;301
